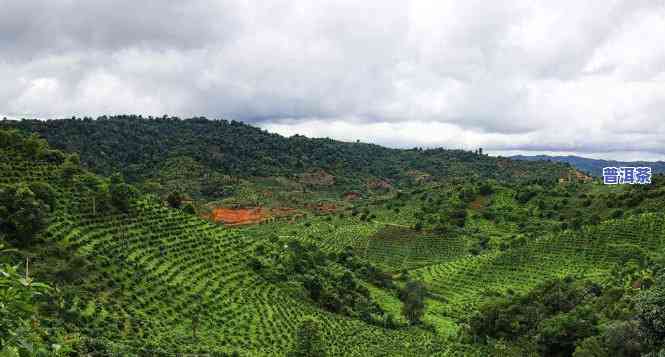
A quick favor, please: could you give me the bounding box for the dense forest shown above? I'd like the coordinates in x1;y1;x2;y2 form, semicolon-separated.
1;116;570;190
2;124;665;356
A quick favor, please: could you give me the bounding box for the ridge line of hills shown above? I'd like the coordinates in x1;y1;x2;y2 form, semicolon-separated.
511;154;665;177
1;115;570;188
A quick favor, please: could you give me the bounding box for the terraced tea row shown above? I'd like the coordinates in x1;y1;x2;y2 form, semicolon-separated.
41;199;445;355
262;215;383;253
0;152;61;184
412;214;665;320
362;226;469;271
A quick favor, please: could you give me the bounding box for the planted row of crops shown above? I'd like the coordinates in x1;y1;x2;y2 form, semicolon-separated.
362;226;469;271
11;158;442;357
260;215;383;253
0;150;59;184
412;213;665;319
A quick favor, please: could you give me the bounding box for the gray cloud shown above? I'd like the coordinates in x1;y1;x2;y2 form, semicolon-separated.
1;0;664;159
0;1;241;60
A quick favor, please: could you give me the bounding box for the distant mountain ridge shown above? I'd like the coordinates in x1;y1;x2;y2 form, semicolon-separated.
511;154;665;177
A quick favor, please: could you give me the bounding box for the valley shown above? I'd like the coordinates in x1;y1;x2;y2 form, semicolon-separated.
2;117;665;356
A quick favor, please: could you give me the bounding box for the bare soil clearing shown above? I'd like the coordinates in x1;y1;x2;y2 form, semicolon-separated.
205;206;300;225
207;207;268;225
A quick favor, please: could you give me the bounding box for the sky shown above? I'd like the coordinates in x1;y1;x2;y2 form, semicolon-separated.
1;0;664;161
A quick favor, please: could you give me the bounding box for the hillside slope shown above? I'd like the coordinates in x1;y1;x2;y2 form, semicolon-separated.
0;130;449;356
5;126;665;356
2;116;570;195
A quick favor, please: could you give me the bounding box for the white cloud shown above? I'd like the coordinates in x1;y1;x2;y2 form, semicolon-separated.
1;0;664;159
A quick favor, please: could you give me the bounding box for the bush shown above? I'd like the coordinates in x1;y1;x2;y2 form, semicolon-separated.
289;317;326;357
636;277;665;346
536;306;598;356
0;184;51;246
400;281;426;325
479;182;495;196
110;180;138;213
0;253;52;354
182;203;196;215
167;191;183;209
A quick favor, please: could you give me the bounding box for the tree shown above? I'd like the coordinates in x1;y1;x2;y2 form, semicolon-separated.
572;336;606;357
636;276;665;346
22;133;48;159
182;203;196;215
75;173;111;215
109;174;137;213
289;317;326;357
599;321;644;357
536;306;598;357
109;173;138;212
589;214;601;225
303;275;323;302
0;184;50;247
110;183;136;212
167;191;183;209
479;182;495;196
61;154;81;182
448;208;467;227
28;182;57;211
458;184;478;203
400;281;426;325
0;129;22;149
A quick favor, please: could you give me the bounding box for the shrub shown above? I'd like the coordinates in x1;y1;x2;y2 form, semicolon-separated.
166;191;183;209
0;184;51;246
400;281;426;325
289;317;326;357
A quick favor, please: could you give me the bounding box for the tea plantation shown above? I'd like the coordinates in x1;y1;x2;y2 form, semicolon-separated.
3;126;665;356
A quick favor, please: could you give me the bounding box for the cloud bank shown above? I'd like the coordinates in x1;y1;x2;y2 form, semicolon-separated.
1;0;664;160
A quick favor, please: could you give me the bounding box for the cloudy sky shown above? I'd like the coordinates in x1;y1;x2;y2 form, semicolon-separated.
2;1;664;160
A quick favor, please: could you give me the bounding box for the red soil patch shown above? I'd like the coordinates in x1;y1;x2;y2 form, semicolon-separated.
208;207;268;225
205;206;300;225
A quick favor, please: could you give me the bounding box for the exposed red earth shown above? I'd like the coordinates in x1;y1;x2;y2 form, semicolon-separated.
205;206;300;225
207;207;268;225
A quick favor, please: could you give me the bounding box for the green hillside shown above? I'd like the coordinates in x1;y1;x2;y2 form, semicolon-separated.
0;130;448;355
3;126;665;356
1;116;570;200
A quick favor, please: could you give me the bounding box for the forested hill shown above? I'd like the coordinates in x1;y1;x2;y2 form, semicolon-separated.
512;154;665;177
2;116;569;187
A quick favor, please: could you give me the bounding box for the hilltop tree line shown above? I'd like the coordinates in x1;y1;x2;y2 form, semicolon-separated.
1;116;571;192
